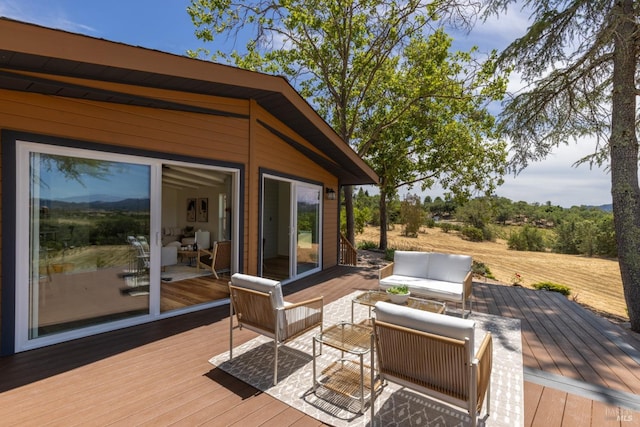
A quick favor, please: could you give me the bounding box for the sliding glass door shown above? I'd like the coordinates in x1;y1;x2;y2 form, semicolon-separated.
15;141;239;351
261;175;321;282
17;144;153;344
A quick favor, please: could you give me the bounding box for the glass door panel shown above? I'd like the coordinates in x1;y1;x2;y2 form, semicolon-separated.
261;178;291;281
296;185;320;276
261;176;322;281
28;152;151;338
160;164;235;312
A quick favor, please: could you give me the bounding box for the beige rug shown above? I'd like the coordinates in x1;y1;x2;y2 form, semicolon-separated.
209;292;523;426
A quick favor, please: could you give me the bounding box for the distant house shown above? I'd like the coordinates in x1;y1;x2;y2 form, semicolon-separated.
0;18;377;355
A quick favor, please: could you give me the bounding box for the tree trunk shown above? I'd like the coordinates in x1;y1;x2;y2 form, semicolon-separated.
343;185;355;246
610;0;640;332
379;188;388;250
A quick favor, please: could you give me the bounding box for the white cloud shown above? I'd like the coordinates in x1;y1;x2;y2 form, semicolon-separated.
0;0;96;34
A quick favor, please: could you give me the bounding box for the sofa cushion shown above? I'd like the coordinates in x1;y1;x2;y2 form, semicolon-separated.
411;279;464;301
230;273;285;309
393;251;430;278
374;301;475;358
427;253;471;283
379;274;433;289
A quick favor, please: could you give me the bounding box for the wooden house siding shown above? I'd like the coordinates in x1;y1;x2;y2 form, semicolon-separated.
0;90;251;162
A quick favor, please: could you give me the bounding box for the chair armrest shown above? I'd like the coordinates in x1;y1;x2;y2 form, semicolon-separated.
463;270;473;300
282;296;324;341
283;295;324;310
379;262;395;280
198;248;214;257
473;332;493;410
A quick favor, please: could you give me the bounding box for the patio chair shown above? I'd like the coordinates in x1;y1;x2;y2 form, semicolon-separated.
197;240;231;279
228;273;324;385
371;301;492;427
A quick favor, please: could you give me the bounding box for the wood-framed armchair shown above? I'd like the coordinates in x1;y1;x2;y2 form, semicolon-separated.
371;301;492;427
228;273;324;385
197;240;231;279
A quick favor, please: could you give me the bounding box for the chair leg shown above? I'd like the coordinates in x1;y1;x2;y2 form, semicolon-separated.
229;302;234;359
273;340;278;386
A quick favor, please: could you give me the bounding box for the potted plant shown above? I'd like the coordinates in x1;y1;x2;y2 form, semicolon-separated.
386;285;410;304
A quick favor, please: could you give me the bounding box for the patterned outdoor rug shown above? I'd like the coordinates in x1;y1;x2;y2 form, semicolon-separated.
209;292;523;426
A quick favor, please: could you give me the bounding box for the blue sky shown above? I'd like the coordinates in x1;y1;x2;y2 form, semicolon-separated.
0;0;613;207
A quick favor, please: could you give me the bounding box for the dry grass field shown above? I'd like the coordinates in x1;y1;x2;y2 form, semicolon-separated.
357;225;629;321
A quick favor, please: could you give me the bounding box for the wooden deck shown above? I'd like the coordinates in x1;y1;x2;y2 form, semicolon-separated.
1;266;640;426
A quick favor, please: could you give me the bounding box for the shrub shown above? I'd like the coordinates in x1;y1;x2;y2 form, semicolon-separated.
424;217;436;228
461;226;484;242
384;247;396;261
508;225;546;251
472;261;495;279
532;281;571;295
357;240;378;250
438;222;454;233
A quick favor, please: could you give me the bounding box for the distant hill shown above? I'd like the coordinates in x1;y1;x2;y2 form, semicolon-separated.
40;198;150;212
591;204;613;212
59;194;126;203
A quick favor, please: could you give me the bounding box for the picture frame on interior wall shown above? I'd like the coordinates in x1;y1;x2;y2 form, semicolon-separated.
197;198;208;222
187;198;196;222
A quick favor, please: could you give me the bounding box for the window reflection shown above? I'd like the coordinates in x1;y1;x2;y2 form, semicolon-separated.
30;153;151;338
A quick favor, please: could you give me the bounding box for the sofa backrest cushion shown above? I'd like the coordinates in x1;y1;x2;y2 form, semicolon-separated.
375;301;475;358
230;273;285;309
428;252;472;283
393;251;430;278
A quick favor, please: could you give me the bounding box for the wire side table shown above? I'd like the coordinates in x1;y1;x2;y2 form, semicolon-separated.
312;321;380;413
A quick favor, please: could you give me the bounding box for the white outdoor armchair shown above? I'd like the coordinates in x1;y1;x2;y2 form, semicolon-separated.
371;301;492;427
228;273;324;385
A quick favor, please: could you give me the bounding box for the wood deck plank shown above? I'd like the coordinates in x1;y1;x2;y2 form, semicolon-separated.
562;393;593;427
530;386;567;427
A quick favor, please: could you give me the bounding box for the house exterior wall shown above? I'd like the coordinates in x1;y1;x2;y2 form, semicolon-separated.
0;78;340;349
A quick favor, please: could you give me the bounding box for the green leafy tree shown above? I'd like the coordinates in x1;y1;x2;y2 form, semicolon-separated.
553;216;580;255
493;196;513;225
400;194;423;237
485;0;640;330
456;197;494;234
507;225;546;252
595;214;617;258
188;0;508;251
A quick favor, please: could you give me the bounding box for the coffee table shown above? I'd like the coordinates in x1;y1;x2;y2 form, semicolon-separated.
177;249;198;266
351;290;446;323
312;321;380;413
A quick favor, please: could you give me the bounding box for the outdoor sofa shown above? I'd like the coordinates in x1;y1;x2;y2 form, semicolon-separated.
379;250;473;315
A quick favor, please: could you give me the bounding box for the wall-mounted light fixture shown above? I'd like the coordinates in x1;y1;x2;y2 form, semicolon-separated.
325;187;337;200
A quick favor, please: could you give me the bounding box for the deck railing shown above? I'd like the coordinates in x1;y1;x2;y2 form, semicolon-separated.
339;233;358;266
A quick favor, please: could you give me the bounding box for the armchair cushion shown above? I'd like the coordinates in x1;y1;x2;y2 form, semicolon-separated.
375;301;475;359
230;273;285;309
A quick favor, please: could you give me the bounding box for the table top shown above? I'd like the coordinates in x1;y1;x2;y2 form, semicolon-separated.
353;290;446;314
314;322;371;354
